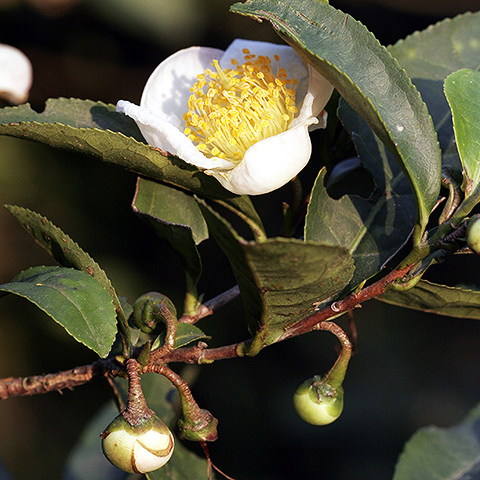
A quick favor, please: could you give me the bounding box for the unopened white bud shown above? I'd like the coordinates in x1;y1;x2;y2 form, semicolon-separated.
101;413;174;473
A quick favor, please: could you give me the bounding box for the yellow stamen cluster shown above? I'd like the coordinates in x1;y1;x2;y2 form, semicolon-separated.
183;49;299;163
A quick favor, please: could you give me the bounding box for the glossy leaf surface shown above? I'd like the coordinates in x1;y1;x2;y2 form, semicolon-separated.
388;11;480;173
444;69;480;198
231;0;442;243
132;178;205;288
134;178;208;245
198;199;354;353
0;266;116;357
306;164;415;288
0;99;264;237
154;322;210;350
394;403;480;480
4;204;130;341
379;279;480;320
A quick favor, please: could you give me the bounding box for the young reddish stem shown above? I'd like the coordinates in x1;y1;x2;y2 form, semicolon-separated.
0;265;412;399
122;359;153;425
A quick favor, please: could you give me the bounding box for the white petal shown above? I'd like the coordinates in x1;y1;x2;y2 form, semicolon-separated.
306;64;334;131
117;39;335;196
0;44;32;104
207;119;315;195
141;46;223;130
117;100;233;170
134;430;174;473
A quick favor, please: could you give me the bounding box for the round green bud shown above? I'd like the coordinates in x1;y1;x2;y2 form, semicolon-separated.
132;292;177;334
293;375;344;426
178;408;218;442
101;413;174;473
467;215;480;255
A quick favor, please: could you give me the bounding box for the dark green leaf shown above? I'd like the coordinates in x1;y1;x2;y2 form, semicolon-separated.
198;199;354;354
388;11;480;173
393;403;480;480
4;205;130;343
444;69;480;198
0;266;117;357
132;179;205;289
306;163;415;288
0;99;264;238
134;178;208;245
378;279;480;320
154;323;211;350
174;323;210;348
231;0;442;243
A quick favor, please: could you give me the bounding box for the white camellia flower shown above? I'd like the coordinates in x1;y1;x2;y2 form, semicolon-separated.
0;44;32;104
117;39;333;195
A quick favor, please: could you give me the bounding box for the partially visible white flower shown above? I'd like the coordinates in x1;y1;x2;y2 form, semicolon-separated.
118;39;333;195
0;44;32;104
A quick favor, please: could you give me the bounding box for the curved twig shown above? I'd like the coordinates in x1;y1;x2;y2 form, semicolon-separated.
0;265;412;400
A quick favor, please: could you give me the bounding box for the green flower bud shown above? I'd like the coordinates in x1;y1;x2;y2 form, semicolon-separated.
467;214;480;255
101;413;174;473
178;408;218;442
133;292;177;334
293;375;344;426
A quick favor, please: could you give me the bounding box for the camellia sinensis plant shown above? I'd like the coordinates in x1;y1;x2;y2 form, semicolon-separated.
2;0;480;478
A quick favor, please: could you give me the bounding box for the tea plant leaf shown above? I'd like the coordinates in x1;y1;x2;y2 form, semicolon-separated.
306;164;415;289
231;0;442;244
388;11;480;173
444;69;480;199
197;199;354;354
4;204;130;343
394;403;480;480
134;178;208;245
0;98;264;238
0;266;117;357
132;179;205;291
146;441;214;480
62;401;127;480
154;323;210;350
378;279;480;320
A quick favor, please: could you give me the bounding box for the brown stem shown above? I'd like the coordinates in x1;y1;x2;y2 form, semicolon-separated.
122;359;153;425
180;285;240;324
149;300;178;363
145;363;198;412
277;264;412;343
145;364;218;441
0;265;411;399
0;359;122;400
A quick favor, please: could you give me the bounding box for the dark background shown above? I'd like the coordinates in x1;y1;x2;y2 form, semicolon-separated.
1;0;480;479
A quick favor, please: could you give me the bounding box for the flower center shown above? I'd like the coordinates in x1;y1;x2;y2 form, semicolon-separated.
183;49;299;164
